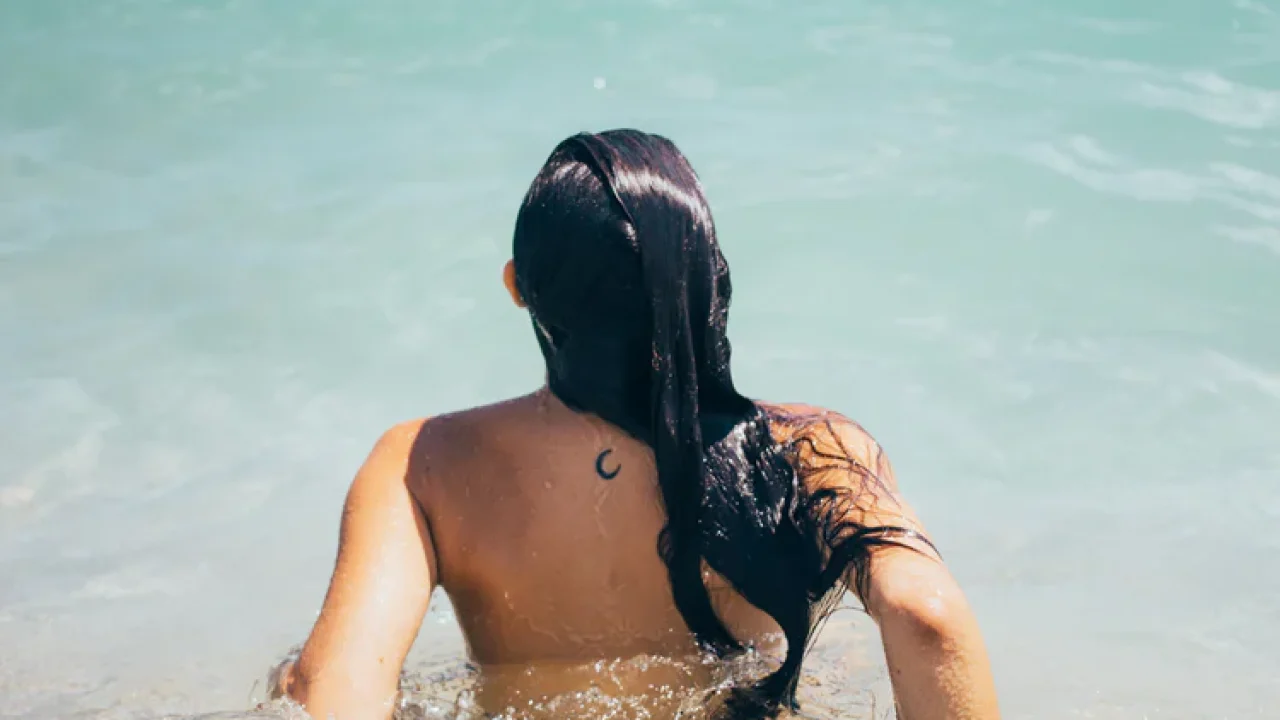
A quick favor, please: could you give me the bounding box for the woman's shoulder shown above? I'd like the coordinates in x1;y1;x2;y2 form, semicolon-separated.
753;401;902;502
756;402;882;465
381;392;545;456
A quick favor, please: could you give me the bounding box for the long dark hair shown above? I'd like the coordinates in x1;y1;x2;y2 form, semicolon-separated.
512;130;916;718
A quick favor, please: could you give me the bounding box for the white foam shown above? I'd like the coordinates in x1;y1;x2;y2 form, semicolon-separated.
1069;135;1120;166
0;485;35;508
1024;142;1208;202
1072;17;1160;35
5;379;120;512
1210;163;1280;201
1206;352;1280;401
1234;0;1276;16
1030;52;1153;76
1024;208;1056;229
1215;225;1280;257
1134;73;1280;129
71;570;184;601
1220;194;1280;222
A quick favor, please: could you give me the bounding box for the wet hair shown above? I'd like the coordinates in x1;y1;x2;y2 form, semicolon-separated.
512;130;923;718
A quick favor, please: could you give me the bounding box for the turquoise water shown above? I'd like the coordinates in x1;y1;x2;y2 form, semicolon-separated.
2;0;1279;717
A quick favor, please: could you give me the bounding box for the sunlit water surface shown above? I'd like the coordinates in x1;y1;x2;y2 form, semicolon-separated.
2;0;1279;718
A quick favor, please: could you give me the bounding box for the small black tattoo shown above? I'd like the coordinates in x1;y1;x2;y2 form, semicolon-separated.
595;449;621;480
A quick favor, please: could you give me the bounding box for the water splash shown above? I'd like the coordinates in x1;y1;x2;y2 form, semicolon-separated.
241;629;892;720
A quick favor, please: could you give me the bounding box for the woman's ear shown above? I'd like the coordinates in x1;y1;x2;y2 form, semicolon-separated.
503;259;527;309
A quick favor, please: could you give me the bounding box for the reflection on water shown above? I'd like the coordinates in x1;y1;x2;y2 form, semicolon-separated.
231;610;891;720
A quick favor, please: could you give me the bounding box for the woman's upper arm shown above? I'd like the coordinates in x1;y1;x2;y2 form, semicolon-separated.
286;421;439;720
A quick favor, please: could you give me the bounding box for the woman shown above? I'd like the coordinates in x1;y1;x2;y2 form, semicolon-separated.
278;130;999;719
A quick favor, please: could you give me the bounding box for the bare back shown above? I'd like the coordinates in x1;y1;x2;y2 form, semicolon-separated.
411;390;780;667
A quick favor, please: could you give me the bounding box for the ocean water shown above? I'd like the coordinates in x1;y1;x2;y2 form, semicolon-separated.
2;0;1278;717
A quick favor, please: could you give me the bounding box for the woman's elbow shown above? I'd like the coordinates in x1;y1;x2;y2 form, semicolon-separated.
867;556;978;647
882;584;974;647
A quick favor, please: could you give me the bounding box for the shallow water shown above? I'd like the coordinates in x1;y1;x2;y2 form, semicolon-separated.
243;613;893;720
2;0;1279;718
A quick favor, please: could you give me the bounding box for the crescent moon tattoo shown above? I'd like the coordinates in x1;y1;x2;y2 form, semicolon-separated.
595;449;621;480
